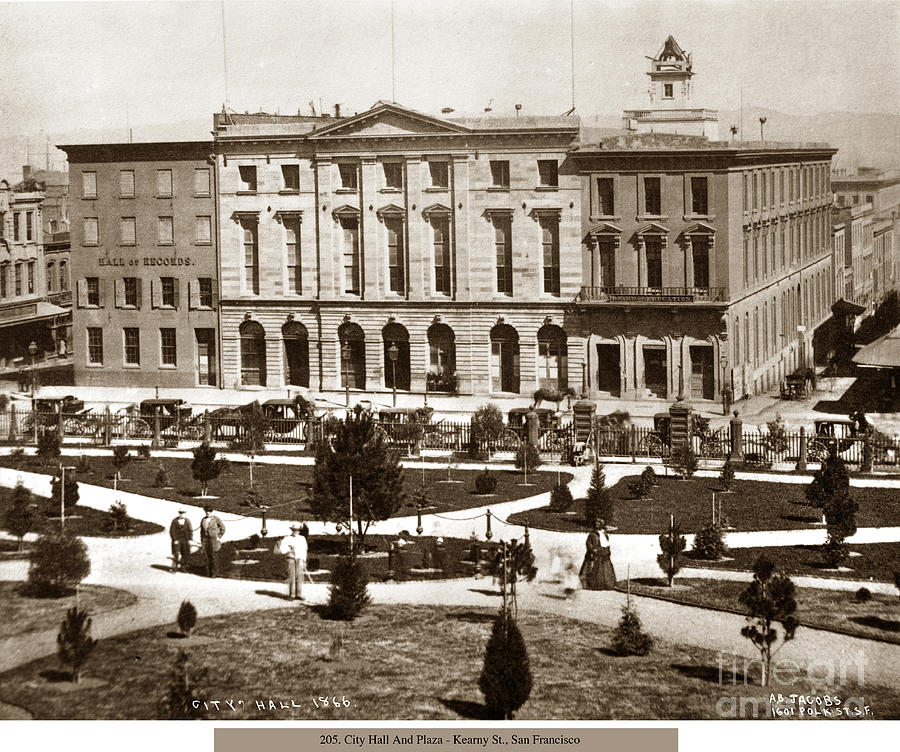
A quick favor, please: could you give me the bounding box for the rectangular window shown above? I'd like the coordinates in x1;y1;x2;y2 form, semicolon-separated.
690;177;708;215
761;171;767;208
119;170;135;198
14;264;22;296
341;217;360;294
160;328;177;367
692;237;710;288
120;217;136;245
160;276;177;307
82;171;97;199
83;217;99;246
596;177;615;216
86;277;100;306
158;216;174;245
663;83;673;98
285;219;301;294
386;218;406;293
752;173;758;209
0;265;7;298
599;238;616;287
645;238;663;288
382;162;403;190
429;161;449;188
124;277;140;307
26;261;34;294
194;168;210;196
281;164;300;192
196;328;217;386
541;217;560;295
753;234;759;282
644;177;661;215
537;160;558;188
769;172;775;208
780;170;785;205
195;216;211;244
494;215;513;295
743;237;750;288
762;232;768;277
198;278;213;308
238;165;257;192
432;216;451;295
13;213;20;242
25;212;33;241
87;327;103;364
242;219;259;294
742;173;748;212
490;160;510;189
123;328;140;365
156;169;173;198
338;163;358;190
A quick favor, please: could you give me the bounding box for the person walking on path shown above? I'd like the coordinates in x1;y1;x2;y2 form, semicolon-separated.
168;509;193;572
580;519;616;590
278;523;308;600
199;504;226;578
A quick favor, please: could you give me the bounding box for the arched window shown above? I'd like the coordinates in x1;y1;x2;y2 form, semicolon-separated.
490;323;520;394
427;323;456;392
58;259;68;291
240;320;267;386
338;321;366;390
536;324;568;391
282;320;309;388
382;322;410;391
46;261;56;293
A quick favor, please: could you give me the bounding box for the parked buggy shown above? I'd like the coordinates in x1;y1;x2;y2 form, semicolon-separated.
640;412;728;458
22;396;87;434
807;417;861;462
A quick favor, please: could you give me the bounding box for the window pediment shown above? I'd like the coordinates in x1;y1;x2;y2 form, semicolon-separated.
376;203;406;220
683;221;716;236
483;207;515;221
331;204;361;222
587;222;623;237
636;222;669;236
529;207;562;222
274;210;303;225
422;202;452;220
230;210;260;225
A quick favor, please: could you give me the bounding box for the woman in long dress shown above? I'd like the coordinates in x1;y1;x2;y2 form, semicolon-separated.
580;519;617;590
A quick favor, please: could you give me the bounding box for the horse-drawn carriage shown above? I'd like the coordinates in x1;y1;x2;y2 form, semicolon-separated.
209;395;317;444
138;399;202;441
507;407;570;454
22;396;87;434
640;412;729;458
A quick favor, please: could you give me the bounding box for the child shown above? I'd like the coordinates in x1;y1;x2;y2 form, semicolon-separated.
563;558;580;600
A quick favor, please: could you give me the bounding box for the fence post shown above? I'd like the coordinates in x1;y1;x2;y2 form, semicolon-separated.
103;406;112;447
57;410;65;443
796;426;807;473
861;436;874;474
8;404;17;443
203;410;212;444
630;424;637;463
728;410;744;462
151;411;161;449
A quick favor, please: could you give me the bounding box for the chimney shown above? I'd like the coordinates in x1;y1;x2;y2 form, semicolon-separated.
334;103;342;118
22;165;32;182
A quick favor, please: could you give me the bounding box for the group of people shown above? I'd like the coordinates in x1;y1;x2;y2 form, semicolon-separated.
168;505;226;577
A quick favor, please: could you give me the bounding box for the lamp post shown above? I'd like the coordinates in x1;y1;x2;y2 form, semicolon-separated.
720;355;729;415
59;464;76;532
388;341;399;407
341;341;351;408
27;341;38;399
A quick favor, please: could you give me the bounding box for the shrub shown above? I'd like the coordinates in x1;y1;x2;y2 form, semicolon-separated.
641;465;657;487
243;486;264;508
177;600;198;636
855;587;872;602
612;602;654;656
549;483;574;513
153;464;171;488
74;454;93;474
56;607;98;683
514;442;541;474
470;403;505;457
479;608;532;720
106;501;130;532
137;444;152;459
27;531;91;596
808;448;857;568
719;459;736;491
584;463;613;527
4;481;34;551
670;443;698;478
36;429;61;462
191;442;227;497
822;538;850;569
10;447;25;458
657;517;687;587
692;521;729;561
327;553;370;621
474;468;497;495
161;649;208;720
763;414;789;456
111;446;131;480
50;473;79;514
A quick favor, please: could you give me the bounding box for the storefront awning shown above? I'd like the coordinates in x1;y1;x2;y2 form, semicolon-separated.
0;301;70;329
852;325;900;369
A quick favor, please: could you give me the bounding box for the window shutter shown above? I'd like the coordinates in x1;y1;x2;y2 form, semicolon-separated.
173;278;180;309
211;279;218;307
151;280;161;309
114;279;125;308
188;280;199;310
76;278;87;308
136;279;143;309
98;279;106;307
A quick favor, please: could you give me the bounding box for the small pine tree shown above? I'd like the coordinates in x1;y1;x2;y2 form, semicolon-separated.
719;459;736;491
36;429;61;462
692;521;729;561
763;414;790;457
471;403;505;458
479;607;533;720
670;442;698;479
191;442;227;497
612;601;654;656
4;481;34;552
514;442;541;475
584;463;613;527
153;463;170;488
327;553;371;621
657;517;687;587
74;454;93;475
162;649;208;720
641;465;658;487
474;468;497;495
177;600;198;637
56;607;98;683
549;483;574;512
27;531;91;596
807;448;857;568
111;445;131;482
106;501;130;533
50;473;79;514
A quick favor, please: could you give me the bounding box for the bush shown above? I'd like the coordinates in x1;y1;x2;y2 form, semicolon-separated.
822;537;850;569
4;481;34;551
470;403;505;457
479;608;532;720
36;429;61;462
243;486;264;508
74;454;93;474
763;415;789;456
549;483;574;513
612;602;654;656
657;517;687;587
177;600;198;636
327;553;370;621
191;442;227;497
153;464;171;488
719;459;735;491
111;446;131;480
56;606;98;683
584;463;613;527
855;587;872;602
474;468;497;495
27;531;91;596
50;473;79;514
161;649;208;720
137;444;152;459
641;465;657;487
670;443;698;478
106;501;130;533
514;442;541;474
692;521;729;561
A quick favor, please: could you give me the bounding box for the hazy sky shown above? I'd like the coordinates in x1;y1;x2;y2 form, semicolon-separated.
0;0;897;170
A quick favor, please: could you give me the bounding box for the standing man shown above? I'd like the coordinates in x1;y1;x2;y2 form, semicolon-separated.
199;504;226;577
278;523;308;600
169;508;193;572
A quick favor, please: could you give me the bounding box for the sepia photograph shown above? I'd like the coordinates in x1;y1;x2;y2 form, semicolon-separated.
0;0;898;745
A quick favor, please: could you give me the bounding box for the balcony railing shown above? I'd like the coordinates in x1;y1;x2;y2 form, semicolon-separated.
623;108;719;121
48;290;73;306
575;286;728;304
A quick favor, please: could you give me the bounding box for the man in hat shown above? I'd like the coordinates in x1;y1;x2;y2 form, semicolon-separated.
199;504;226;577
169;508;193;572
278;522;308;600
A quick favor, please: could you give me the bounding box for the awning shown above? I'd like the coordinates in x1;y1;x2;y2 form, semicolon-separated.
852;324;900;369
831;298;866;316
0;301;70;329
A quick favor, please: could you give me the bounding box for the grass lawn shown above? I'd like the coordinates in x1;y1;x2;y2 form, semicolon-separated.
507;475;900;535
0;455;569;521
1;603;896;720
624;577;900;646
682;541;900;584
0;581;137;639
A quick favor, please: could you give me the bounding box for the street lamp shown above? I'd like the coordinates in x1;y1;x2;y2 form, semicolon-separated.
388;341;399;407
27;341;38;399
720;355;730;415
341;341;351;408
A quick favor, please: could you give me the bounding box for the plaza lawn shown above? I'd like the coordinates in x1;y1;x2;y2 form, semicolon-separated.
682;541;900;584
623;577;900;646
2;604;898;720
0;455;569;521
506;475;900;535
0;581;137;639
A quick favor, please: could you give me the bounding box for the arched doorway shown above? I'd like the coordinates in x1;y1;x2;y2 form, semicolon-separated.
536;324;568;391
382;322;410;391
490;323;520;394
282;321;309;388
240;320;267;386
427;322;456;392
338;321;366;390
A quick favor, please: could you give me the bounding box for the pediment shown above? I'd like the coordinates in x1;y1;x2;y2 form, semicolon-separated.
331;204;361;221
376;203;407;219
307;102;470;140
636;222;669;235
683;222;716;235
587;222;623;236
422;202;452;219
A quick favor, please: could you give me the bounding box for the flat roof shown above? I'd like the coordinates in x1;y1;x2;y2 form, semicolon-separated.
853;324;900;369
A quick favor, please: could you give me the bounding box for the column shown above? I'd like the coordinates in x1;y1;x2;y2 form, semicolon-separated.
451;155;470;300
406;157;424;301
591;238;600;288
637;237;647;288
684;236;694;289
314;158;336;300
361;157;379;300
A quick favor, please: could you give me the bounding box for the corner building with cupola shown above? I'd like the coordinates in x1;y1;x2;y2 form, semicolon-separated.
214;103;585;398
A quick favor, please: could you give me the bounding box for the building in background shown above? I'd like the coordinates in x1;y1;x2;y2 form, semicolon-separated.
17;165;69;236
59;142;219;388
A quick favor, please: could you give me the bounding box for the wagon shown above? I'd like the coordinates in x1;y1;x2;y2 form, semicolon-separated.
23;396;86;433
807;417;860;462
